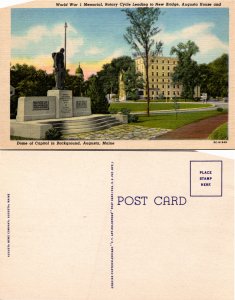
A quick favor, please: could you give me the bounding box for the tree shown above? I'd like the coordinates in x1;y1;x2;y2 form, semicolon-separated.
10;64;54;96
98;56;135;95
208;53;228;97
124;63;144;100
10;64;54;118
198;63;212;95
198;54;228;98
86;75;110;114
123;8;163;116
170;40;199;99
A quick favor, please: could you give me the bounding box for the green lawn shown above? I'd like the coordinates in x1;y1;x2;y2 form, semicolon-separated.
209;123;228;140
130;111;225;130
109;102;212;112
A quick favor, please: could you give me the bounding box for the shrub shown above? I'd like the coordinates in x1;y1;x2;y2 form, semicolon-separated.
45;128;62;140
109;108;118;114
209;123;228;140
216;107;223;112
128;114;139;123
120;108;131;115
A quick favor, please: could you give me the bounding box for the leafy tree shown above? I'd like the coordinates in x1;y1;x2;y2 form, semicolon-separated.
124;63;144;100
122;8;163;116
98;63;117;95
170;40;199;99
198;54;228;98
86;75;110;114
198;63;212;95
10;64;54;117
98;56;135;95
65;73;85;96
208;53;228;97
10;64;54;96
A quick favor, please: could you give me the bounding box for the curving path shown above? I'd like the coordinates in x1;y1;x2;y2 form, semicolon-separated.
154;113;228;140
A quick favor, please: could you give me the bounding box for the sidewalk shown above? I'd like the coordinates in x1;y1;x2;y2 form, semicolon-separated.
154;113;228;140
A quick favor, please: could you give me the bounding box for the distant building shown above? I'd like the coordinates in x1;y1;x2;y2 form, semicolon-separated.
135;56;200;99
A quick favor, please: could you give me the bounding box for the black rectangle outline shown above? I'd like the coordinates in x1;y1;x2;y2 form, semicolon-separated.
190;160;223;197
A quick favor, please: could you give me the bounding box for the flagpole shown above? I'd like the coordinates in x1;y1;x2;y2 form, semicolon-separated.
64;22;67;70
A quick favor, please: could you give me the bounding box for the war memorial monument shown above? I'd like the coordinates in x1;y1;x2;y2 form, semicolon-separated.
10;26;127;140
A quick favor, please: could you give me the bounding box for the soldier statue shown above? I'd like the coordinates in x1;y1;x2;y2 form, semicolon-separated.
52;48;65;90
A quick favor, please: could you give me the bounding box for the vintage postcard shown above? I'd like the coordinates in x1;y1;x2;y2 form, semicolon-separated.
0;150;233;299
0;0;234;149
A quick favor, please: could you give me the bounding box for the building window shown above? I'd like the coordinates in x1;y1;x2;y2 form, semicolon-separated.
173;91;176;95
168;66;170;70
152;72;154;76
162;79;164;82
162;84;164;88
162;60;164;63
162;66;164;70
152;65;154;69
157;72;158;76
168;60;170;64
168;72;170;76
168;91;170;95
168;85;170;88
152;91;154;95
162;73;165;77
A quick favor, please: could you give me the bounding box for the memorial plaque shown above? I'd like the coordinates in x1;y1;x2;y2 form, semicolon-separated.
73;97;91;117
76;100;87;109
33;100;49;111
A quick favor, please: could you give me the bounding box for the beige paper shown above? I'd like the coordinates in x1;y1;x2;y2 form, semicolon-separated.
0;151;233;299
0;0;234;149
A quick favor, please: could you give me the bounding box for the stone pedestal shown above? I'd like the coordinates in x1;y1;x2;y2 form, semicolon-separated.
47;90;73;118
73;97;92;117
16;96;56;122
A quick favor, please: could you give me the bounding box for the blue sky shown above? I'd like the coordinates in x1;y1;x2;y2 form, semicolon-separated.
11;8;229;78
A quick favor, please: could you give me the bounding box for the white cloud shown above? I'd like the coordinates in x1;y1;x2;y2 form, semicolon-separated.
157;22;228;62
12;22;84;59
104;49;125;62
86;47;104;55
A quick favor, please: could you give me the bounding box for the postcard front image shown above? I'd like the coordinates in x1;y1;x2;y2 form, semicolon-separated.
0;0;234;149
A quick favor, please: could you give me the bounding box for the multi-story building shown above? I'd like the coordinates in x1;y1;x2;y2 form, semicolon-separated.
135;56;200;100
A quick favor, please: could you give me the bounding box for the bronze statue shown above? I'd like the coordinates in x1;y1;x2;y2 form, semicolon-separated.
52;48;65;89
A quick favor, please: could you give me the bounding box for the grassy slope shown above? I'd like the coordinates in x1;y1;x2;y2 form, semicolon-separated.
208;122;228;140
130;111;224;130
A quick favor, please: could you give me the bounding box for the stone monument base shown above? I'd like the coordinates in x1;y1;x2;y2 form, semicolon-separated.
11;90;127;139
16;91;92;122
11;120;53;139
11;114;127;139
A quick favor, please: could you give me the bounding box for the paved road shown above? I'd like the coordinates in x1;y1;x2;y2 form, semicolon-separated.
132;102;228;115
